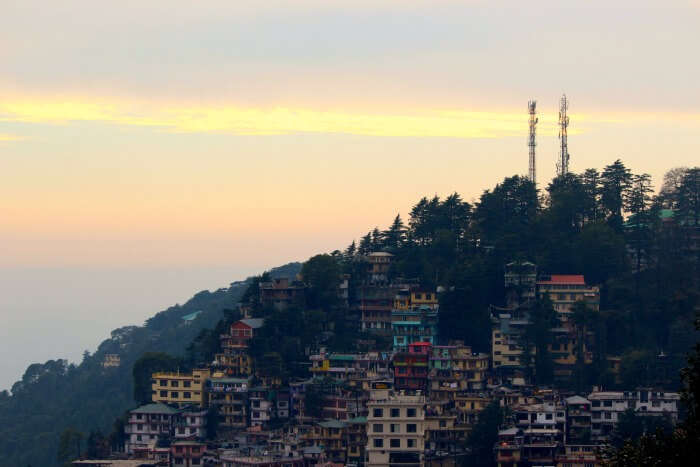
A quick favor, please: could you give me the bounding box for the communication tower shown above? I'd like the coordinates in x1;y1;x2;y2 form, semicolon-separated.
556;94;570;176
528;100;537;184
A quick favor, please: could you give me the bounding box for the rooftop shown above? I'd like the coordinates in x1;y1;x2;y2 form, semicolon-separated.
537;275;586;285
130;403;180;415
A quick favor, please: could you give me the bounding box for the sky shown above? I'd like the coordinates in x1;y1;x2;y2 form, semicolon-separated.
1;0;699;390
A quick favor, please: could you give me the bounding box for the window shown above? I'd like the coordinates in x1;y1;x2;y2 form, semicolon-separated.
160;390;167;397
192;460;201;465
171;392;178;398
407;408;417;417
605;412;612;419
390;439;400;448
151;424;157;431
178;427;185;434
390;424;399;433
174;458;184;465
407;438;416;448
136;434;142;441
373;408;383;418
407;424;417;433
183;392;191;399
373;439;383;448
546;414;553;420
373;424;383;433
137;424;143;430
592;401;600;407
192;446;200;453
391;408;400;417
183;381;191;388
603;400;612;407
160;380;167;386
171;380;179;387
175;446;183;453
439;420;446;428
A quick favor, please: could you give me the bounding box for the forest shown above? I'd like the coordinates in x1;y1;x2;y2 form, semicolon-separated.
0;161;697;467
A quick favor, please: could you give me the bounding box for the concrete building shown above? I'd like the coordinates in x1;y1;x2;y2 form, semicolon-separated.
360;286;398;333
259;277;306;310
151;369;210;408
394;342;431;392
215;319;264;377
588;389;680;441
366;389;426;467
366;252;393;284
171;440;206;467
564;396;592;444
391;289;439;351
208;376;251;430
124;403;180;455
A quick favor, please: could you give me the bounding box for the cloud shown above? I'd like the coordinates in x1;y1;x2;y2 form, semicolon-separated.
0;134;23;142
0;97;536;139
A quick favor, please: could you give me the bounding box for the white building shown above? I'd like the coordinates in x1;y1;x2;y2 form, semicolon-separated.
588;389;680;440
366;389;425;467
176;408;207;439
124;403;180;455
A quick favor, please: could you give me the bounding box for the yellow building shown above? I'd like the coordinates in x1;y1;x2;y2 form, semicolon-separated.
151;369;210;408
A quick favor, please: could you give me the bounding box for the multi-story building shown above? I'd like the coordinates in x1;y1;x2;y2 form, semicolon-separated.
175;408;207;439
151;369;210;408
366;252;393;284
555;444;602;467
215;318;264;377
170;440;206;467
536;275;600;317
303;419;349;463
124;403;180;455
588;389;680;441
394;342;431;391
249;386;274;426
221;456;305;467
208;376;251;430
366;389;426;467
565;396;592;443
491;309;529;377
514;402;566;434
429;344;489;400
259;277;306;310
360;286;398;333
504;261;537;308
391;289;439;351
347;416;368;465
454;393;490;427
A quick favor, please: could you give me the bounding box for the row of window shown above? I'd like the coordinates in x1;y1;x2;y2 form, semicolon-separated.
373;423;418;433
158;390;201;399
372;407;419;418
372;438;418;448
158;379;194;388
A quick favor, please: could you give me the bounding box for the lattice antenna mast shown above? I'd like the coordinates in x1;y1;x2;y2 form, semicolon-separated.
528;100;537;184
557;94;570;176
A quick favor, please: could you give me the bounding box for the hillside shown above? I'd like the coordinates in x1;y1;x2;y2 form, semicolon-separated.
0;262;301;467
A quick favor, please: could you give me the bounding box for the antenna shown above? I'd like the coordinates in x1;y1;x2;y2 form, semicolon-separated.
528;100;537;184
556;94;570;176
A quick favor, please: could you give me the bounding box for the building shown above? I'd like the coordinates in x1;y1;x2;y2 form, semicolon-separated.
391;289;439;351
102;354;121;368
366;389;426;467
555;444;602;467
170;441;206;467
504;261;537;308
215;318;264;377
514;402;565;434
346;416;368;465
259;277;305;310
588;389;680;441
303;419;349;463
176;408;207;439
124;403;180;455
565;396;592;444
429;344;489;400
394;342;431;392
208;376;251;430
360;286;398;333
221;456;305;467
151;369;210;408
366;252;393;284
536;275;600;317
249;386;274;426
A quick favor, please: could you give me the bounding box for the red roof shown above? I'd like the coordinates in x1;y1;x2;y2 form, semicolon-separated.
409;342;432;347
537;275;585;285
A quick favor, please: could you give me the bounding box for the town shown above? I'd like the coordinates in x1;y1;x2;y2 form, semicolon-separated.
81;250;684;467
